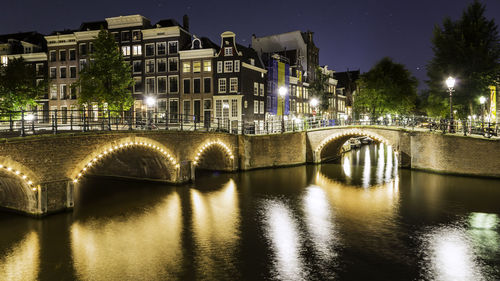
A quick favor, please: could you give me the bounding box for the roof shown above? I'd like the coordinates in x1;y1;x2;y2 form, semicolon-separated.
155;19;181;28
79;20;108;31
186;36;219;50
236;43;265;69
334;70;360;88
0;31;45;46
49;29;78;36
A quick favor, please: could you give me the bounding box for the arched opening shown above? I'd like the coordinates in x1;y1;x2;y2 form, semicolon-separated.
72;139;179;184
0;163;38;214
193;140;234;173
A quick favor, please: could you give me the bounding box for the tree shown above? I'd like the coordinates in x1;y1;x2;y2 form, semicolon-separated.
426;0;500;118
74;29;134;111
0;57;46;112
354;57;418;118
309;67;330;113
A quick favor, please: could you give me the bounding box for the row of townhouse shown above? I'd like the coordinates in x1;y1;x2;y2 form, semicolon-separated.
0;14;353;131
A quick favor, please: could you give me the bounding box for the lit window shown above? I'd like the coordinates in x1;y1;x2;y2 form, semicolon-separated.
193;61;201;73
218;78;226;93
203;60;211;72
132;30;141;41
254;100;259;114
230;78;238;93
231;99;238;117
183;62;191;73
224;61;233;73
121;46;130;56
259;83;264;96
132;45;142;56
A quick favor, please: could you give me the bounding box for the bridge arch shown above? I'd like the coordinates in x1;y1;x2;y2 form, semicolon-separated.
192;140;235;171
71;137;180;184
314;128;398;163
0;158;40;214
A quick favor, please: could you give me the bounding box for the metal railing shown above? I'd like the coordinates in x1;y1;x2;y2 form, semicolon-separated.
0;110;498;139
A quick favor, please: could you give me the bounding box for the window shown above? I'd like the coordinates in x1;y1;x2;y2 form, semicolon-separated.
168;57;178;72
132;45;142;56
60;84;67;99
79;43;87;56
157;58;166;72
193;61;201;73
169;76;178;93
89;43;94;53
223;100;229;118
229;78;238;93
49;51;56;62
250;58;255;65
60;50;66;62
112;32;119;42
231;99;238;117
183;100;190;119
121;31;131;42
158;77;167;93
254;100;259;114
215;100;222;118
267;96;272;111
217;61;223;73
36;79;43;87
69;49;76;61
132;30;141;41
60;67;66;78
70;66;76;78
145;44;154;56
79;59;87;71
121;46;130;56
50;84;57;99
224;47;233;56
203;60;211;72
218;79;226;93
260;101;264;114
244;101;248;108
168;41;178;54
50;67;56;79
204;99;211;110
133;61;142;73
224;61;233;73
204;78;211;93
134;77;143;93
183;62;191;73
70;86;77;99
145;59;155;73
35;64;43;76
194;79;201;93
146;77;155;93
259;83;264;96
183;79;191;94
157;42;166;55
234;60;240;72
253;82;258;96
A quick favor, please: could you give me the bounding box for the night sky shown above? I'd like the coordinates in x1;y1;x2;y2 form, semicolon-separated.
2;0;500;89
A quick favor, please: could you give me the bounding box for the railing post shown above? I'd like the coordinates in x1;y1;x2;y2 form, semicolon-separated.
9;112;13;132
165;111;169;130
21;110;26;137
54;109;58;134
107;110;111;131
180;114;183;131
217;118;220;131
31;112;35;133
70;110;73;131
82;109;86;132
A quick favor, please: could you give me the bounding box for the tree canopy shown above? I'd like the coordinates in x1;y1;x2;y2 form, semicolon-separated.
0;57;46;112
74;29;134;111
354;57;418;118
426;0;500;118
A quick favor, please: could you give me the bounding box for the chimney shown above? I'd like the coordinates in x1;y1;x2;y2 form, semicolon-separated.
183;15;189;32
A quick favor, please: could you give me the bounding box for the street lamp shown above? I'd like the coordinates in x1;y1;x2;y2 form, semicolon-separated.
145;96;156;130
479;96;486;132
445;76;456;133
279;86;287;133
310;98;319;124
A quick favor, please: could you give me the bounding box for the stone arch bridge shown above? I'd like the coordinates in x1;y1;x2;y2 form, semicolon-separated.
0;127;498;216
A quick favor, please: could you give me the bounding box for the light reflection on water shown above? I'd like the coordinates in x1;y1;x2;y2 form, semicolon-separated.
0;231;39;281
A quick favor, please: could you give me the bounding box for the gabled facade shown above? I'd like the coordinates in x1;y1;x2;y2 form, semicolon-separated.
213;31;266;133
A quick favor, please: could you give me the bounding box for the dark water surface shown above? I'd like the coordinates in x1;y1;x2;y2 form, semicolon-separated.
1;144;499;281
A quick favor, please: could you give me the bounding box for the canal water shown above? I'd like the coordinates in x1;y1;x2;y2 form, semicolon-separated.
1;143;500;281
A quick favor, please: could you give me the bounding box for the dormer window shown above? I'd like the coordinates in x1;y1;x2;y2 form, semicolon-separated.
250;58;255;66
224;47;233;56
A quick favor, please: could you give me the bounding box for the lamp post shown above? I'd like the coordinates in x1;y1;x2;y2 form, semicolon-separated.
310;98;319;126
145;96;156;130
279;86;287;133
445;76;456;133
479;96;486;133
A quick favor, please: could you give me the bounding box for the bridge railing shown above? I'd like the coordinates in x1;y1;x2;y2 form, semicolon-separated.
0;110;497;138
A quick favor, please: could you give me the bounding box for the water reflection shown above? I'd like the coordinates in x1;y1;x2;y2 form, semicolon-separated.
190;179;240;280
362;147;371;187
376;143;385;184
303;186;337;261
70;191;183;281
261;199;305;281
385;145;393;181
0;231;39;281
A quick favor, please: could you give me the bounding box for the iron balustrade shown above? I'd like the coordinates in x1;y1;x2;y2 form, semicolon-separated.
0;110;497;138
